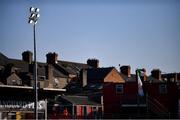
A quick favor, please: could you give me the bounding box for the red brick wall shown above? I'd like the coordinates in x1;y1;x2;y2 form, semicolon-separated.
103;82;139;114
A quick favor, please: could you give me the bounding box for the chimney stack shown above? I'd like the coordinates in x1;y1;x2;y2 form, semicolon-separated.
120;65;131;77
80;69;87;87
151;69;161;80
46;64;53;88
46;52;58;64
22;51;33;64
142;68;147;81
87;59;99;68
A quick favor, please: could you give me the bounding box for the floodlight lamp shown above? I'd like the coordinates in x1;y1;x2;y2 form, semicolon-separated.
30;13;35;18
30;7;35;12
34;20;38;24
35;8;40;13
36;14;40;18
28;19;33;24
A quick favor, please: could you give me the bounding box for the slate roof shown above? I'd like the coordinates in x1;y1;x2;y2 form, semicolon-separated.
120;73;136;82
0;52;88;82
57;60;89;75
87;67;114;82
0;53;8;65
146;76;165;83
8;58;29;72
120;73;165;83
61;95;101;106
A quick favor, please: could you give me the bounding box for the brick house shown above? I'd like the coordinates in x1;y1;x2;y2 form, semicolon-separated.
103;66;147;118
0;51;89;119
144;69;179;118
103;66;179;118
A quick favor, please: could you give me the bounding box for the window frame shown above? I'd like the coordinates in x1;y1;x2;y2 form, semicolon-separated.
159;84;167;94
116;84;124;94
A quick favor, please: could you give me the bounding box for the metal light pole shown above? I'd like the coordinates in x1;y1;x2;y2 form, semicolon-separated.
28;7;40;120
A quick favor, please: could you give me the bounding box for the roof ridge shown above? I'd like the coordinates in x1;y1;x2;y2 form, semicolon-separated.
58;60;87;65
0;52;9;59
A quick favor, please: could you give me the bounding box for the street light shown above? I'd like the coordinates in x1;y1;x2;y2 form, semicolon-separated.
28;7;40;120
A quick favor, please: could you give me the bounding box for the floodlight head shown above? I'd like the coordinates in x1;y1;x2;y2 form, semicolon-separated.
34;20;38;24
30;7;35;13
36;14;40;18
28;19;33;24
30;13;35;18
35;8;40;13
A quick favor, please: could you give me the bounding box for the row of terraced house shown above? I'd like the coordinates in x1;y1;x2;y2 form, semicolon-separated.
0;51;180;119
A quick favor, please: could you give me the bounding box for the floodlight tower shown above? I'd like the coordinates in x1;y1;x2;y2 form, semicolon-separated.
28;7;40;120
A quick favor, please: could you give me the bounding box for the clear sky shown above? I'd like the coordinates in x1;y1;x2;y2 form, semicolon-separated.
0;0;180;74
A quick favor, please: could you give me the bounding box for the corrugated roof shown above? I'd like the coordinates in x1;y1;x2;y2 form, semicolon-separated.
61;95;101;106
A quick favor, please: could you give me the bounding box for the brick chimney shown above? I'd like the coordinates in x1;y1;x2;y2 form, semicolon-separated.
22;51;33;64
120;65;131;77
87;59;99;68
46;64;53;87
141;68;147;81
151;69;161;80
46;52;58;64
80;69;87;87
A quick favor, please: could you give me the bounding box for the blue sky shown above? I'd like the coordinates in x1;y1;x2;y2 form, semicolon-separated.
0;0;180;74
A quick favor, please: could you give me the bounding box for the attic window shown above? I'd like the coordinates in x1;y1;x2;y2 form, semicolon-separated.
159;84;167;94
116;84;123;94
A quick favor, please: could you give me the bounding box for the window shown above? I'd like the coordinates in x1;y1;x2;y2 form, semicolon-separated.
159;84;167;94
116;84;123;94
12;79;17;85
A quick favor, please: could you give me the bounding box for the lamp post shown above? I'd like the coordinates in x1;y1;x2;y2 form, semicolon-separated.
28;7;40;120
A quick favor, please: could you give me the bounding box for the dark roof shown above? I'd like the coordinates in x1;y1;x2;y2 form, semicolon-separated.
0;52;89;82
0;53;69;83
61;95;101;106
37;62;46;77
120;73;165;83
146;76;165;83
0;53;9;65
57;60;89;75
86;83;103;90
53;68;68;78
87;67;114;82
120;73;136;82
38;62;68;78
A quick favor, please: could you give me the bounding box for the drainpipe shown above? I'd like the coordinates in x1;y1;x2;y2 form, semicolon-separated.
72;104;74;118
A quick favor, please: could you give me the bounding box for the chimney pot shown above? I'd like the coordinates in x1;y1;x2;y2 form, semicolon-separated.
120;65;131;77
22;51;33;64
46;52;58;64
151;69;161;80
87;59;99;68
